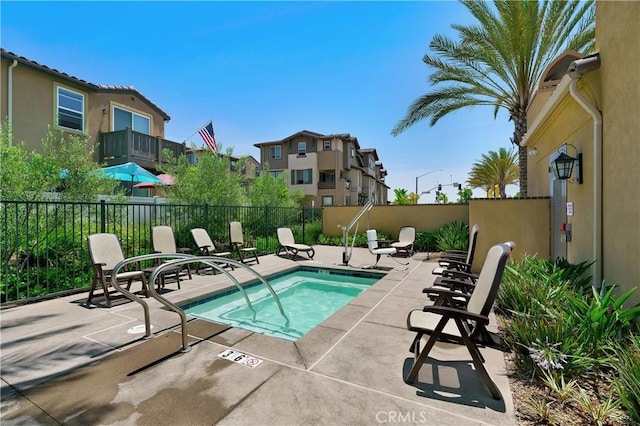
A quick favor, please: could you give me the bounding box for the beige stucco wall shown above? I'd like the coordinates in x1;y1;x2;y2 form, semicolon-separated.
322;204;469;239
322;200;550;272
598;1;640;306
468;198;550;272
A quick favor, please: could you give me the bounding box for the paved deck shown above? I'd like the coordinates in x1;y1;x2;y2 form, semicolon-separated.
0;246;516;425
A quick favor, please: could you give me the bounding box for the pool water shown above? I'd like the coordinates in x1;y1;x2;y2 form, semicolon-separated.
182;267;381;341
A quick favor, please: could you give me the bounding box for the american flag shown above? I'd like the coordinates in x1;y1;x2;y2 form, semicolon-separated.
198;121;218;154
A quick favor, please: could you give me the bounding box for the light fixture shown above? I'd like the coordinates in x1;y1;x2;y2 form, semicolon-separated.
553;144;582;184
528;147;538;156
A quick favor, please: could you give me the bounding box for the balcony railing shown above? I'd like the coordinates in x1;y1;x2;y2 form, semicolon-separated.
100;128;186;169
318;181;336;190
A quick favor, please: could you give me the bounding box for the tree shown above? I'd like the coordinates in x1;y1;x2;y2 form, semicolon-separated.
159;146;247;206
393;188;411;205
408;192;420;205
248;164;304;207
392;0;595;196
456;187;473;204
0;123;117;201
467;147;519;198
436;192;449;204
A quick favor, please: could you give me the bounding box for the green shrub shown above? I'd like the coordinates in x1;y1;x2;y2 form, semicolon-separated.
497;255;573;317
614;334;640;422
414;231;438;252
435;221;468;251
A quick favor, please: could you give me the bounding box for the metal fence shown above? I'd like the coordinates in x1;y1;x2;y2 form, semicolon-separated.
0;199;322;305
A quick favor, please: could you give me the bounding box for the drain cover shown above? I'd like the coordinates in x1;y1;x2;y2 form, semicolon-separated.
127;324;153;334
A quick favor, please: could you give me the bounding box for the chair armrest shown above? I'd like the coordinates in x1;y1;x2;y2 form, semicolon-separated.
438;258;472;271
423;305;489;325
438;278;477;291
441;269;478;281
423;288;471;306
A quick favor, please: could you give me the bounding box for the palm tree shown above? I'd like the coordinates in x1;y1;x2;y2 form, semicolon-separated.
467;147;519;198
392;0;595;196
393;188;411;205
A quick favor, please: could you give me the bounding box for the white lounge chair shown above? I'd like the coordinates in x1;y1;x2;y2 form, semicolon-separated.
366;229;397;268
276;227;315;260
391;226;416;257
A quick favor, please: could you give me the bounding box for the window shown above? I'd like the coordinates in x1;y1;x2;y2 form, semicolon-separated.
298;141;306;156
291;169;312;185
255;166;261;177
269;145;281;160
113;106;150;134
319;172;335;183
230;160;237;171
322;196;333;206
57;87;84;131
323;140;331;151
269;170;284;178
350;147;355;158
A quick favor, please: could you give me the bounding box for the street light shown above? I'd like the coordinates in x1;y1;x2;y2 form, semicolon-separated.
415;169;443;195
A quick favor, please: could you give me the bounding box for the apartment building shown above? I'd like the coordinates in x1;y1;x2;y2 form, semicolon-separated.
0;48;186;171
254;130;389;207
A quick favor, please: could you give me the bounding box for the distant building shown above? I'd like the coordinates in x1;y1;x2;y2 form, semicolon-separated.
0;48;186;172
254;130;389;207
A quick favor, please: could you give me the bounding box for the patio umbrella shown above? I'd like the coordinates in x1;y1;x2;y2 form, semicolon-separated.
133;173;174;188
101;162;165;185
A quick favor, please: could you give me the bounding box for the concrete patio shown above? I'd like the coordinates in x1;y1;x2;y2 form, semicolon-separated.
0;245;516;425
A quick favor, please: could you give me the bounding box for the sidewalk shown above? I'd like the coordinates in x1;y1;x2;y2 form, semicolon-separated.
1;246;516;425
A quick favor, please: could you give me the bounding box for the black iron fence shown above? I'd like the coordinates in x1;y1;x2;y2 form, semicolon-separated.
0;199;322;305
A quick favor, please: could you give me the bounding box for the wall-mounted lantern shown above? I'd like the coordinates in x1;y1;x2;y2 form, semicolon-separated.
553;144;582;184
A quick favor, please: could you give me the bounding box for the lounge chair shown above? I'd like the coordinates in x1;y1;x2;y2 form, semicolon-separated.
229;221;259;264
276;227;315;260
432;224;479;276
366;229;397;268
190;228;234;273
87;233;148;307
152;225;192;287
405;242;513;400
391;226;416;257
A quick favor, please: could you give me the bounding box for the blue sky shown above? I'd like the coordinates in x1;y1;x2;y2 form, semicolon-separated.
1;1;516;201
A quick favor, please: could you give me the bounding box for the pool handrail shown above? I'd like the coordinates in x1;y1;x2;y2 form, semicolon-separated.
111;254;289;352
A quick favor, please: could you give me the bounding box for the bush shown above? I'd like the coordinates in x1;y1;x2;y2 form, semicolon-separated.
614;334;640;422
414;230;438;252
499;255;640;379
435;221;469;251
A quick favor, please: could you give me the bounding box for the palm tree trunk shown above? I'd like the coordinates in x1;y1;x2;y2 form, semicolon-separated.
511;107;528;197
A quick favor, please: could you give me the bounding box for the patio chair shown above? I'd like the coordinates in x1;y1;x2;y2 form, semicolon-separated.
366;229;397;268
432;224;479;276
390;226;416;257
151;225;192;289
276;227;315;260
87;233;148;307
229;221;259;264
405;242;513;400
190;228;234;273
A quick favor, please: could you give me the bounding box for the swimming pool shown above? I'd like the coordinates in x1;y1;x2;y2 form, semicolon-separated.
181;267;382;341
